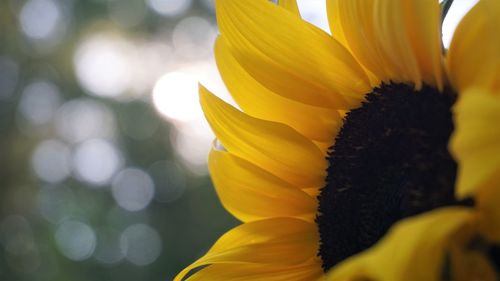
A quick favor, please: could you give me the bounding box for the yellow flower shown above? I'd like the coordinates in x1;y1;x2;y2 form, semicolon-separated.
175;0;500;280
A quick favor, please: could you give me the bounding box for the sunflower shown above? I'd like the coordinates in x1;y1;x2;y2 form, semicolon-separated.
175;0;500;280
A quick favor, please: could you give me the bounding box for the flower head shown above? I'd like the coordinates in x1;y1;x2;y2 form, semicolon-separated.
176;0;500;280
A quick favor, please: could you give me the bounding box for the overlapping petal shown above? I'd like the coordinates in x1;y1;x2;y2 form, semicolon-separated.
215;37;342;143
327;0;384;86
451;88;500;242
477;177;500;243
175;218;319;281
200;86;326;188
450;89;500;199
447;0;500;93
325;207;475;281
328;0;444;90
448;248;497;281
216;0;371;110
209;149;317;222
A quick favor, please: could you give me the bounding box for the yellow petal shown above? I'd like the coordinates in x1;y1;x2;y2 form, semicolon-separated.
450;89;500;199
216;0;370;110
326;0;347;47
477;178;500;243
215;37;342;143
200;86;326;187
209;149;317;222
328;0;444;90
447;0;500;93
313;141;333;155
327;0;383;86
186;260;323;281
401;0;445;90
278;0;301;17
326;207;474;281
302;187;321;198
448;242;498;281
175;218;319;281
450;88;500;242
326;0;385;90
374;0;444;89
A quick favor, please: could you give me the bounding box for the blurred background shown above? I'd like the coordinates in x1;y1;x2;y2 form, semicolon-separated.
0;0;235;280
0;0;477;280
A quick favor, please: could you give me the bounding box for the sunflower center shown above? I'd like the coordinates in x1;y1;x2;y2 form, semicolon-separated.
316;83;462;271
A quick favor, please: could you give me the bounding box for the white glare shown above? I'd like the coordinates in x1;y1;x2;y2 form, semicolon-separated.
74;35;133;98
153;61;230;172
120;224;162;266
296;0;329;32
152;72;202;122
111;168;155;212
72;139;123;186
147;0;191;17
19;80;62;126
442;0;479;48
19;0;61;40
172;121;213;175
294;0;477;49
31;140;71;183
55;220;96;261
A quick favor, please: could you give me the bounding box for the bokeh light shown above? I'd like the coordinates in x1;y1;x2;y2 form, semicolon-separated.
18;80;62;126
111;168;155;212
19;0;62;41
54;220;96;261
72;139;123;186
147;0;192;17
74;34;134;98
120;224;162;266
152;71;202;123
55;98;116;143
31;140;71;183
